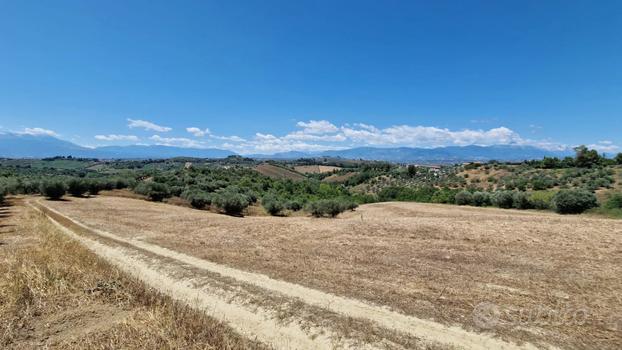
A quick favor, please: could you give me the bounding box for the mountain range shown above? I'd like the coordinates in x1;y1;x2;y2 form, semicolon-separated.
0;132;572;163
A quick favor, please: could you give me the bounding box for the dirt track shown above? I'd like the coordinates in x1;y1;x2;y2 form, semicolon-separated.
28;197;562;350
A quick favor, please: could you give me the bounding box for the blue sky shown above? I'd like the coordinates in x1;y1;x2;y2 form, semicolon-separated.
1;0;620;154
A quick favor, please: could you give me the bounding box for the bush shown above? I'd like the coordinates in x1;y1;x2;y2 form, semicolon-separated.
0;186;6;203
87;179;104;195
431;188;457;204
605;193;622;210
67;178;88;197
492;191;514;209
471;192;491;207
134;182;171;202
454;190;473;205
306;199;347;218
512;191;533;209
213;188;250;215
40;180;66;200
115;178;131;189
285;200;303;211
529;191;555;210
342;200;359;211
262;194;284;216
552;189;598;214
181;189;212;209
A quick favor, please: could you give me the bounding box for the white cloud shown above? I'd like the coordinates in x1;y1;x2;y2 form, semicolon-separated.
149;135;205;148
296;120;338;134
226;120;572;154
127;119;172;132
284;131;347;142
588;141;619;153
341;125;524;148
19;127;59;137
211;135;246;142
35;117;581;155
186;127;210;137
95;134;139;141
186;126;245;142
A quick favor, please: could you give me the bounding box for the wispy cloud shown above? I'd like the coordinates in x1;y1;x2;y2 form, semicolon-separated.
186;127;210;137
186;126;246;142
150;135;204;148
296;120;339;134
221;120;576;154
127;118;172;132
95;134;140;141
56;118;617;155
19;127;59;137
588;140;619;153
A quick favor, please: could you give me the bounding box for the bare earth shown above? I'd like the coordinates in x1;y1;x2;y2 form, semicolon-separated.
39;196;622;349
294;165;342;174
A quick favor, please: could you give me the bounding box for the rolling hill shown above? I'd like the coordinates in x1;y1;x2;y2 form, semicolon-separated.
0;133;234;159
1;132;574;162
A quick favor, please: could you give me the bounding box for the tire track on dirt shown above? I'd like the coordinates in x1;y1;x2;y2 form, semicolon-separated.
29;201;376;350
32;199;553;350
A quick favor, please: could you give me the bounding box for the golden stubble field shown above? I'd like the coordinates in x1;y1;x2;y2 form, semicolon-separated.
43;196;622;349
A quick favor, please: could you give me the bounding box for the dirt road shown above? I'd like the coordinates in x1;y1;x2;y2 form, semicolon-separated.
29;198;552;350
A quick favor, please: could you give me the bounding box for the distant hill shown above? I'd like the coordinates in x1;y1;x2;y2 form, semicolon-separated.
0;132;574;162
319;145;573;163
251;145;572;163
0;133;94;158
0;133;234;159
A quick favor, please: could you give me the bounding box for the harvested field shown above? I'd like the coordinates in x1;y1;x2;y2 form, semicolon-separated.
0;198;265;349
254;163;306;180
40;196;622;349
294;165;342;174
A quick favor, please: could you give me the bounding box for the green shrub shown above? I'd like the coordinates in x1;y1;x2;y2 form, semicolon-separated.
213;188;250;215
512;191;533;209
134;182;171;202
492;191;514;209
552;189;598;214
40;180;66;200
306;199;347;217
529;191;555;210
262;194;284;216
0;186;6;203
181;189;212;209
341;200;359;211
114;178;128;189
454;190;473;205
605;193;622;210
87;179;104;195
67;178;88;197
431;188;457;204
285;200;303;211
471;192;491;206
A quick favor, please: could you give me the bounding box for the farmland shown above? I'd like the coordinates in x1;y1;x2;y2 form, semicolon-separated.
1;148;622;349
22;195;622;349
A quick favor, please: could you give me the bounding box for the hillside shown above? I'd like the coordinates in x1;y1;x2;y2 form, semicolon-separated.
253;163;306;181
1;132;580;163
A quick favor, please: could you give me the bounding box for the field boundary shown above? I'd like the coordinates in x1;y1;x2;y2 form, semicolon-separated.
31;198;550;350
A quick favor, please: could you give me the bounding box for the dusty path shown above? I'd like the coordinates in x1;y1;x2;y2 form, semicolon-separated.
31;199;552;350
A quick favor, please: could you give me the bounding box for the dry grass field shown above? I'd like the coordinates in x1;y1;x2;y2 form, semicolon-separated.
254;163;306;180
40;195;622;349
294;165;342;174
0;198;266;349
